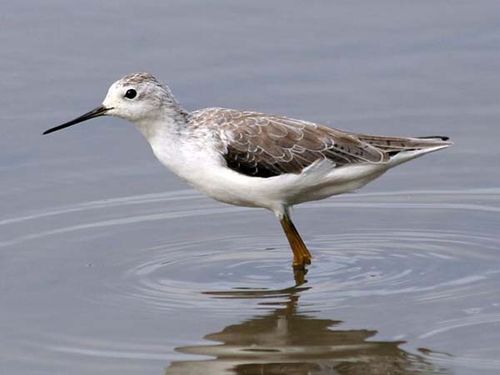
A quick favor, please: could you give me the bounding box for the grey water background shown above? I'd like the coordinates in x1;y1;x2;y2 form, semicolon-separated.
1;1;500;374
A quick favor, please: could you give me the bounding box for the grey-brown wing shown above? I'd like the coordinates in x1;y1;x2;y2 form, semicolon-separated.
197;109;386;178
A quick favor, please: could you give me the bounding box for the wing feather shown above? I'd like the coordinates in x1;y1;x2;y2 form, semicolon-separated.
189;109;386;178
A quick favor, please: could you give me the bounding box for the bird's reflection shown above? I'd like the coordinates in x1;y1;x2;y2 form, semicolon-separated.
166;285;449;375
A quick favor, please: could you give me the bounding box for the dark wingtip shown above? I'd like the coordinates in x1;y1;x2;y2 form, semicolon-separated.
418;135;450;141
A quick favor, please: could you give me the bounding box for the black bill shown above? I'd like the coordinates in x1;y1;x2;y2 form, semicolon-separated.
43;105;111;135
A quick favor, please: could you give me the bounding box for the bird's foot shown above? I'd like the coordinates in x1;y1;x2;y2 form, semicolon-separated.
292;265;308;286
292;255;311;286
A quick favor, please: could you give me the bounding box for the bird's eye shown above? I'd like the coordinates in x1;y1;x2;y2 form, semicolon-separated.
124;89;137;99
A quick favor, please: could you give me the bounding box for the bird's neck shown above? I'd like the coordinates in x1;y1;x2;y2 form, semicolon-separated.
134;105;195;174
134;105;188;141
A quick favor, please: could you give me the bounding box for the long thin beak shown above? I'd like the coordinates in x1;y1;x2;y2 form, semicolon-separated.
43;105;111;135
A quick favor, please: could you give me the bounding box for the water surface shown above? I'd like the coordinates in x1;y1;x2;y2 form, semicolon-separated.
1;1;500;374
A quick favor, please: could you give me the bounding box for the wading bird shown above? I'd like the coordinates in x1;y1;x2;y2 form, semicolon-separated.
44;73;451;278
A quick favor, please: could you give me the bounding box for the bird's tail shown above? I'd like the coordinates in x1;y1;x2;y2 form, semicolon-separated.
352;133;452;166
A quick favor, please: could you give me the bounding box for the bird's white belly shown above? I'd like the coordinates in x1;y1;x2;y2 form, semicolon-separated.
189;162;388;210
177;163;282;209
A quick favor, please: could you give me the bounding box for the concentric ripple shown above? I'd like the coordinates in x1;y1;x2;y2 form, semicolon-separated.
95;226;499;318
1;188;499;372
102;235;298;314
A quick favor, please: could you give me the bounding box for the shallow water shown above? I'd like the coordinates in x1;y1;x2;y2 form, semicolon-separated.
1;1;500;374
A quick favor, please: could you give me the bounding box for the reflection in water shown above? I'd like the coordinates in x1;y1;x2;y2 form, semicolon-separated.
167;287;449;375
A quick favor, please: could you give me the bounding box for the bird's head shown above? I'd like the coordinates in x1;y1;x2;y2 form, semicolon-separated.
43;72;183;135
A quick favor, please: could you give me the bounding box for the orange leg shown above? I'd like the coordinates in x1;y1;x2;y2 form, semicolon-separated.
279;213;312;269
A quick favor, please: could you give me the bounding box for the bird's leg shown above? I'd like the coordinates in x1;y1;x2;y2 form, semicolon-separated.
279;212;312;269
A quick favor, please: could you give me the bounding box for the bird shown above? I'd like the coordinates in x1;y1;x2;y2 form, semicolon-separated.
44;72;451;274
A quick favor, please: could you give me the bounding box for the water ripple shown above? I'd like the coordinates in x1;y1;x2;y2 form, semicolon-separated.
1;188;499;372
